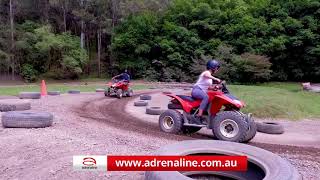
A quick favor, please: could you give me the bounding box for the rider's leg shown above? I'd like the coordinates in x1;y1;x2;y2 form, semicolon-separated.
197;93;208;116
191;87;209;124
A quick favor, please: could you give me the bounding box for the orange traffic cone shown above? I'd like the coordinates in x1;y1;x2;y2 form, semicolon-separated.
41;80;47;96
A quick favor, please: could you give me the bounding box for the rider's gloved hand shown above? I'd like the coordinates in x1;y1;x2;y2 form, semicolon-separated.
214;78;222;84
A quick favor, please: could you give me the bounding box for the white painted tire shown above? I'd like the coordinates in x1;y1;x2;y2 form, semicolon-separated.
96;88;105;92
19;92;41;99
0;99;31;111
134;101;148;106
68;90;80;94
48;91;61;96
2;111;53;128
256;122;284;134
146;107;165;115
140;95;152;100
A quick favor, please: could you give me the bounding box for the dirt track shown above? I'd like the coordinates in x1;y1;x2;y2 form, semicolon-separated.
0;92;319;179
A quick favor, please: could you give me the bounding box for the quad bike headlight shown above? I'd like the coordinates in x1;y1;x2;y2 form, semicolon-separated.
233;100;244;107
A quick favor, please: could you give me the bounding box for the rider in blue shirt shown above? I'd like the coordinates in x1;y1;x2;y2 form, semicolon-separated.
112;70;130;82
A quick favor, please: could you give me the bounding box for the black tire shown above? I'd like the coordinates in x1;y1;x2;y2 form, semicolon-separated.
95;88;105;92
212;111;248;142
0;104;16;112
48;91;60;96
168;103;182;109
243;116;257;143
68;90;80;94
145;140;301;180
104;88;111;97
116;89;123;99
140;95;152;100
134;101;148;106
257;122;284;134
127;89;133;97
19;92;41;99
159;110;183;134
146;107;164;115
2;111;53;128
0;99;31;111
182;126;202;134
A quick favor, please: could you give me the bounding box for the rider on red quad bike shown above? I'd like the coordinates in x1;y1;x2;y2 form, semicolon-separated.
159;60;257;143
192;60;222;124
105;70;133;98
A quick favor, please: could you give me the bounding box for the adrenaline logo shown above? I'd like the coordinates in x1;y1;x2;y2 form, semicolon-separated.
82;157;97;170
73;155;106;171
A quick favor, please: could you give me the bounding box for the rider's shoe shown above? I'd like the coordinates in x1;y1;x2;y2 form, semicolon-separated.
192;115;203;125
201;117;208;125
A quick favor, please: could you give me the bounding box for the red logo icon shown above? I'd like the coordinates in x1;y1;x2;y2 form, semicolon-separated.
82;157;97;166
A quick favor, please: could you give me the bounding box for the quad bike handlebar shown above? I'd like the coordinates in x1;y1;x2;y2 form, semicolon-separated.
111;79;129;83
210;80;230;94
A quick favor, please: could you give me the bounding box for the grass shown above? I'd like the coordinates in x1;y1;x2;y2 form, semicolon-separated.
229;82;320;120
0;83;149;96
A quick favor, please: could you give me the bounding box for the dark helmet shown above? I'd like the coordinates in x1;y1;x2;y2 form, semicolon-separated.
206;59;220;70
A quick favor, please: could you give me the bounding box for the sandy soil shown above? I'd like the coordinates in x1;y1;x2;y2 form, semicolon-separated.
0;90;319;180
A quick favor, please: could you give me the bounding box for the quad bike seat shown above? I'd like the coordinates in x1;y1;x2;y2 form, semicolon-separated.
177;95;196;102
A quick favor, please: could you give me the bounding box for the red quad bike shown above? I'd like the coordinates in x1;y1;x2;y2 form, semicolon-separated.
159;81;257;143
105;80;133;99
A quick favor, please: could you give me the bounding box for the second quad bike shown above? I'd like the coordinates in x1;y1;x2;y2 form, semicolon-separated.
105;80;133;99
159;81;257;143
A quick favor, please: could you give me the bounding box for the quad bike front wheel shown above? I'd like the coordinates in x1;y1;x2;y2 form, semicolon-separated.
104;88;111;97
243;114;257;142
212;111;249;142
159;110;183;134
127;88;133;97
116;89;123;99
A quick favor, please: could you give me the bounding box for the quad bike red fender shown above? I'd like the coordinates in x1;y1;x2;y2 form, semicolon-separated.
210;94;244;116
107;81;130;91
164;94;200;113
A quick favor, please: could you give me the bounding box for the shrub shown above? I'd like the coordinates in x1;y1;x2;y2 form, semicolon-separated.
234;53;272;83
144;68;160;81
20;64;38;82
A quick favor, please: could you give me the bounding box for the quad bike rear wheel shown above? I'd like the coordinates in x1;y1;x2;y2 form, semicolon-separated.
116;89;123;99
212;111;248;142
159;110;183;134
